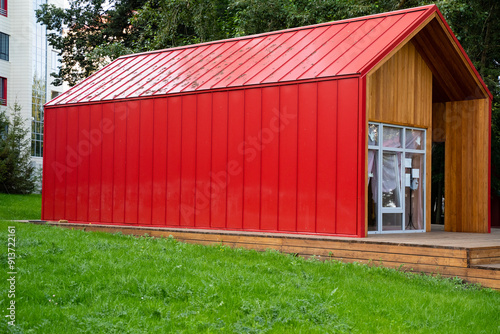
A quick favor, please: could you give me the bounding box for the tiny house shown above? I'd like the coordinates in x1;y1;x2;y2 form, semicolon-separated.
42;5;492;237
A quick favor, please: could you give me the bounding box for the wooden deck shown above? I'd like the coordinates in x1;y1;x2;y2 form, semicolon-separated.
27;221;500;290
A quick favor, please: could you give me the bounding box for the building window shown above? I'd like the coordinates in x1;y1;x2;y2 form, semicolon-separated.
0;33;8;61
0;77;6;106
51;91;59;100
51;51;59;70
0;0;7;17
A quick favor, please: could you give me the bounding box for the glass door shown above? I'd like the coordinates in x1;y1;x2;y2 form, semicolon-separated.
368;123;426;234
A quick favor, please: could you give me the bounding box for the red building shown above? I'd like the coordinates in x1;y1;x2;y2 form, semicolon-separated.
42;5;492;237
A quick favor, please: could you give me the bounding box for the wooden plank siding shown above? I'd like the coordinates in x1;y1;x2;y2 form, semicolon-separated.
366;36;490;234
444;99;490;233
366;41;433;234
37;222;500;290
367;42;432;128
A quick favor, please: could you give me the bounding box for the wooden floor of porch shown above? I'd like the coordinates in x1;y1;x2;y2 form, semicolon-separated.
26;221;500;290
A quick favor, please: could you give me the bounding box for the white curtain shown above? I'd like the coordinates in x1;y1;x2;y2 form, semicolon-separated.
382;153;401;207
367;150;378;203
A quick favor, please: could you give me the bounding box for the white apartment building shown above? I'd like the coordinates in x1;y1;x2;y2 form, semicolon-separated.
0;0;69;169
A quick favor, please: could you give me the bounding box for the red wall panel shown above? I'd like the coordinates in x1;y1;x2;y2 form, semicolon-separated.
226;90;245;229
88;104;102;222
151;98;168;224
278;85;298;232
124;100;141;223
296;83;317;232
53;107;67;220
243;89;262;230
65;107;78;220
260;86;280;231
166;97;182;226
195;93;212;227
42;108;56;220
112;102;127;223
100;103;114;222
180;95;197;226
336;78;359;235
138;99;154;224
211;92;228;228
43;77;363;237
76;105;90;222
316;81;338;234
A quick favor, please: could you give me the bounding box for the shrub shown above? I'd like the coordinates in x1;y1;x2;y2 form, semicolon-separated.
0;102;36;194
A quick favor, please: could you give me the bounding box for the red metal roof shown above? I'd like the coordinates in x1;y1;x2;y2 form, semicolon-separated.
48;5;489;106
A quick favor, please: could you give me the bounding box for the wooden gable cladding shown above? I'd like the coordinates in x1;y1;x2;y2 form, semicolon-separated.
365;41;433;235
366;41;433;127
412;18;488;102
444;99;489;233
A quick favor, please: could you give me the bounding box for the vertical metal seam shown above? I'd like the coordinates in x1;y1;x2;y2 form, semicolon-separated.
63;109;67;218
51;110;56;218
335;82;339;234
276;87;281;231
179;97;183;226
149;100;155;225
295;85;299;232
193;95;198;227
111;104;116;222
258;88;263;231
225;92;229;228
136;102;142;224
241;90;246;229
164;99;169;225
315;82;319;233
98;105;102;222
123;103;129;223
75;107;80;221
209;93;213;227
86;106;91;222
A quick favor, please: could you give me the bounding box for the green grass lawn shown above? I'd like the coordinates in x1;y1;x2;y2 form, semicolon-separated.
0;193;41;221
0;221;499;333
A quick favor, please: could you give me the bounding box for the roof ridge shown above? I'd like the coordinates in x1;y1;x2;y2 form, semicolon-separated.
120;5;436;59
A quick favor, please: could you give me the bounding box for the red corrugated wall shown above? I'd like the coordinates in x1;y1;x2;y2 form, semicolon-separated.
42;77;364;237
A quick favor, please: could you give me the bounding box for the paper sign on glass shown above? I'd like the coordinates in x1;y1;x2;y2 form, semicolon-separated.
412;169;420;178
405;173;411;186
405;158;412;168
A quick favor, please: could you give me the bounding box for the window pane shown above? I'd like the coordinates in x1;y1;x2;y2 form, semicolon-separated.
382;213;402;231
382;152;402;207
368;124;379;146
404;153;424;230
383;126;402;148
406;129;424;150
368;149;378;231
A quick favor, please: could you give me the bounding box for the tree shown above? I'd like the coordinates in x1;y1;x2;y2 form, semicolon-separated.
0;103;36;194
36;0;144;86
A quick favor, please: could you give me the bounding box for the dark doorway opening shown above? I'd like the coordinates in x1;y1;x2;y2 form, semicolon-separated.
431;142;445;225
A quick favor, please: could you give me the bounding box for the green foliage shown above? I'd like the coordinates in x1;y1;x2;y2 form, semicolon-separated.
0;103;36;194
1;221;499;333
